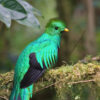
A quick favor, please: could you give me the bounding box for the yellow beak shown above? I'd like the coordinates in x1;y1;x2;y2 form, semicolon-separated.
64;28;69;32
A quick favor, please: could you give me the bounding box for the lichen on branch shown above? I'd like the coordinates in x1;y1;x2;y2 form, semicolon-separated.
0;61;100;100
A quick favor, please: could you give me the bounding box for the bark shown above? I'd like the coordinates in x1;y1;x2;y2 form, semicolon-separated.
0;22;10;67
85;0;96;55
56;0;72;65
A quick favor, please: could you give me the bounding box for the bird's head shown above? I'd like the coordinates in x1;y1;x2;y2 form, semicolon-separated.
45;18;69;36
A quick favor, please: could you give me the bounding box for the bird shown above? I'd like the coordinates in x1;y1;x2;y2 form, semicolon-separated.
10;18;69;100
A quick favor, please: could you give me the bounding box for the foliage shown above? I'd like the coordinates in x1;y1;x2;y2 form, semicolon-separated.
94;0;100;8
0;0;41;28
0;59;100;100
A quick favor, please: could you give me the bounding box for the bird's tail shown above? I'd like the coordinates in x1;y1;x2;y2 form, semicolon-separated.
10;84;33;100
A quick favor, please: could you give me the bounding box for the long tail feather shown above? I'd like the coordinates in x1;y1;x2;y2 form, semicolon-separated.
10;84;33;100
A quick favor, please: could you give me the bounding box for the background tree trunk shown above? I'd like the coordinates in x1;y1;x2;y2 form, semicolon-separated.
56;0;73;65
85;0;96;55
0;22;10;72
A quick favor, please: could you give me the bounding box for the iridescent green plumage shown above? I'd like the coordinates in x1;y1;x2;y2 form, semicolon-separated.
10;19;68;100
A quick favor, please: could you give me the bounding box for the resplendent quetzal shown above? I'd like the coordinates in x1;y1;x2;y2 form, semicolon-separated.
10;19;69;100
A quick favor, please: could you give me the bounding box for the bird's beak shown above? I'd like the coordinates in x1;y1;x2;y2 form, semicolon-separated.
64;28;69;32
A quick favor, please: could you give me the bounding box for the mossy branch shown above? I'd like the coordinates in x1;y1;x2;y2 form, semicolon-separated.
0;60;100;100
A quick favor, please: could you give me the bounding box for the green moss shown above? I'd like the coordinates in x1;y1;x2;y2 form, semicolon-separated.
0;61;100;100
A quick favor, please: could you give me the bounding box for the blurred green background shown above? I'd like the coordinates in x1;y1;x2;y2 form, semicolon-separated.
0;0;100;72
0;0;100;100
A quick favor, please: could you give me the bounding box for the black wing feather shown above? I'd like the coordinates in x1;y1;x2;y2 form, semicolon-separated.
20;53;46;88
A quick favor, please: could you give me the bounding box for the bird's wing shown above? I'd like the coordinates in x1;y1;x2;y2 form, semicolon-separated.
36;41;58;69
20;41;58;88
20;53;45;88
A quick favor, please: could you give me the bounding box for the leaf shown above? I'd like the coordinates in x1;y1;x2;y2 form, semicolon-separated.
0;5;11;28
8;8;26;20
0;0;3;3
0;0;26;14
0;0;27;21
17;0;42;16
16;0;41;27
17;12;40;27
0;0;41;28
32;7;42;17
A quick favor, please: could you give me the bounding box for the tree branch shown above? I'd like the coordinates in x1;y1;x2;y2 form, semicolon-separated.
0;61;100;99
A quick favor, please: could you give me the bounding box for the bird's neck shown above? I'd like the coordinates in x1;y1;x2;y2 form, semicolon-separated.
40;33;61;47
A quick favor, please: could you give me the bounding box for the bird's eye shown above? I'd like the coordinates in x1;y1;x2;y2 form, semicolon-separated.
55;27;59;30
